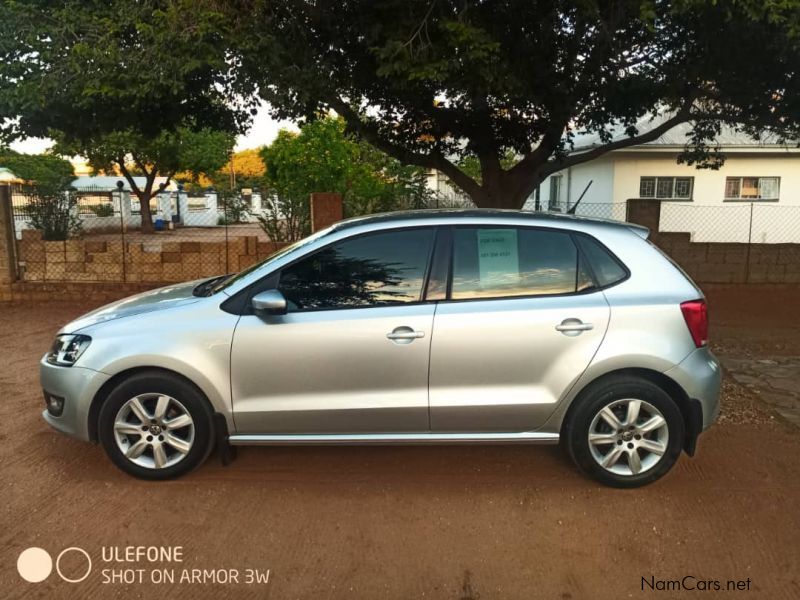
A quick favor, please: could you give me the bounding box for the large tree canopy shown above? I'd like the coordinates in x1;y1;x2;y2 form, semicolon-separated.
0;0;248;230
2;1;798;213
223;0;800;208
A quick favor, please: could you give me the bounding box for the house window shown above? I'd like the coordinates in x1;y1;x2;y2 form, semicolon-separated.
436;171;450;193
725;177;780;200
548;175;562;210
639;177;693;200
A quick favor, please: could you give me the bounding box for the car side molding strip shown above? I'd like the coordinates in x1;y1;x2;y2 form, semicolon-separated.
228;431;560;445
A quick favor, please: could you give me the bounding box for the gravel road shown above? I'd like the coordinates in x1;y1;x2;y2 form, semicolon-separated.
1;285;798;599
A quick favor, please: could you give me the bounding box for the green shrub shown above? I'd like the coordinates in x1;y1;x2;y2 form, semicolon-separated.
22;187;82;240
89;203;115;217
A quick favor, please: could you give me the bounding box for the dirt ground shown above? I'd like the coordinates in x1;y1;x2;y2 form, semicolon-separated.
1;284;798;599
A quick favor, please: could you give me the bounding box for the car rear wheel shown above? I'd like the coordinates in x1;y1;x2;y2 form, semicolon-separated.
98;371;214;480
564;376;685;488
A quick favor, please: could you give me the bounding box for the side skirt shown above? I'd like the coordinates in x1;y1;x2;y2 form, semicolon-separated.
228;431;560;446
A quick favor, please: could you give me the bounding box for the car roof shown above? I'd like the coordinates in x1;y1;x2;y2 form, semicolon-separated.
331;208;650;238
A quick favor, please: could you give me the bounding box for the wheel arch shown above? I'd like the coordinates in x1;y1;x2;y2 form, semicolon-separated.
87;366;223;443
561;367;702;455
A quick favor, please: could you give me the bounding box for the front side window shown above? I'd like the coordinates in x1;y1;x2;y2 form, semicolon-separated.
451;227;591;300
639;176;693;200
278;228;435;311
725;177;780;200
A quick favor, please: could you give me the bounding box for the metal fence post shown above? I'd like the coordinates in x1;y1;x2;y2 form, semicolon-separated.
745;202;754;283
120;195;127;282
224;194;229;273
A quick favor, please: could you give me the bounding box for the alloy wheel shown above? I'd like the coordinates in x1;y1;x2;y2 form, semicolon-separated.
112;393;195;469
587;398;669;476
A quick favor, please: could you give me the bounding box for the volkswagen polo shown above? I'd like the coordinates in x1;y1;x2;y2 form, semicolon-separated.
40;210;720;487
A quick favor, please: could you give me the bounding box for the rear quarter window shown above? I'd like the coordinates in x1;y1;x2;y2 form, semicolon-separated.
574;235;628;287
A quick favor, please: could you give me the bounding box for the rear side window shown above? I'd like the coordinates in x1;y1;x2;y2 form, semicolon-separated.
451;227;588;300
574;235;627;287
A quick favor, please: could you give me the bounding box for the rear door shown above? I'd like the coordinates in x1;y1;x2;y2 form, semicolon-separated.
429;226;611;432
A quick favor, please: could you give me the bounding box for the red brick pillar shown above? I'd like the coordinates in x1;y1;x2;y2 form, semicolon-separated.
0;185;17;299
626;199;661;235
310;192;343;233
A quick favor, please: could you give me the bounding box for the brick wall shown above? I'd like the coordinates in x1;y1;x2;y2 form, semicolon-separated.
0;191;347;303
6;281;161;303
627;199;800;284
17;229;289;284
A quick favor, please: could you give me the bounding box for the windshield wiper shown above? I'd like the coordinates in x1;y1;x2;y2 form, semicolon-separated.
192;274;232;297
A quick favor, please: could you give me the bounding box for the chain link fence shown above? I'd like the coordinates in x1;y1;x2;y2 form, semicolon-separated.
544;200;800;283
7;185;800;285
545;200;800;245
10;185;283;284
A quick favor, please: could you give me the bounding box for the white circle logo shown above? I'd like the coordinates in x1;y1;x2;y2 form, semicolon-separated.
56;547;92;583
17;547;53;583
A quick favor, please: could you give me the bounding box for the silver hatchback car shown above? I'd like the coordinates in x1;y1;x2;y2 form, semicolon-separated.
41;210;720;487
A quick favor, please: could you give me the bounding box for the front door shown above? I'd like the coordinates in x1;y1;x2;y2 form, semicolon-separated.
429;226;611;432
231;227;437;434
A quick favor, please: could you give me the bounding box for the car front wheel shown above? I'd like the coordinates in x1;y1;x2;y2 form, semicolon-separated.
564;376;685;488
98;371;214;480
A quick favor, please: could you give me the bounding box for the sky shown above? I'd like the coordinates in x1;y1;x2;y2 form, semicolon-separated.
7;102;298;156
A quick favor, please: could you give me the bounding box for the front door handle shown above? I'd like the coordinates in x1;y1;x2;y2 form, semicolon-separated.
386;326;425;344
555;319;594;336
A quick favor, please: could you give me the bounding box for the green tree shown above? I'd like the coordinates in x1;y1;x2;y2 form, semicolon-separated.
224;0;800;209
0;149;74;193
55;127;234;230
208;148;267;192
258;117;433;241
0;0;247;231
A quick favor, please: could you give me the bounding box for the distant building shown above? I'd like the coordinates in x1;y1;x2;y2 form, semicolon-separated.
524;118;798;212
0;167;23;184
71;175;176;192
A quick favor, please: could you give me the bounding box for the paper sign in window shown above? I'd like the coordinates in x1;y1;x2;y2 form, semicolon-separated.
477;229;519;289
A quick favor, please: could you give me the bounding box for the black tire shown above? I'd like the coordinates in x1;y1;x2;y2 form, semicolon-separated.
98;371;215;480
563;376;685;488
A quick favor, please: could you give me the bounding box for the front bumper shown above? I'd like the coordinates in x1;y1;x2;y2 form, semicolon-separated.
40;356;110;442
665;346;722;431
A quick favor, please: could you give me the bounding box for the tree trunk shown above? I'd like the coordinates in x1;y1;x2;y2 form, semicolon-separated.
138;192;154;233
117;159;156;233
465;168;545;210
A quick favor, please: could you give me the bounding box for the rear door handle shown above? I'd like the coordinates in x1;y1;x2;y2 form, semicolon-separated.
555;319;594;336
387;326;425;343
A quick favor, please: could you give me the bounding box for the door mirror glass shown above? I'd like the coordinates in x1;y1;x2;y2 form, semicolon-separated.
251;289;288;315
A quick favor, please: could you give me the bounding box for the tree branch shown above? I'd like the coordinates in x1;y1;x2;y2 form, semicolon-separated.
117;159;142;198
546;107;695;174
329;96;485;200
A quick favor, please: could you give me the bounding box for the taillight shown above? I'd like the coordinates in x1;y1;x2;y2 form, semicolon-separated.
680;299;708;348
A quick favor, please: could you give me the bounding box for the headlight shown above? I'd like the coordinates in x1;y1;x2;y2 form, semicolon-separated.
46;334;92;367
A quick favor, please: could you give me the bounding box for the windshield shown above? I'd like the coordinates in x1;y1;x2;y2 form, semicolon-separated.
199;227;335;296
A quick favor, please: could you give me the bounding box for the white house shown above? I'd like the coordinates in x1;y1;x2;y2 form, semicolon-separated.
523;118;800;243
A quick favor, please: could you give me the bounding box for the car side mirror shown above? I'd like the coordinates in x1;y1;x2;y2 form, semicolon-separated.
251;289;288;315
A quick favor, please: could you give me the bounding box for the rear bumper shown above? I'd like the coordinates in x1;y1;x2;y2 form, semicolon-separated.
40;357;110;442
665;347;722;431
